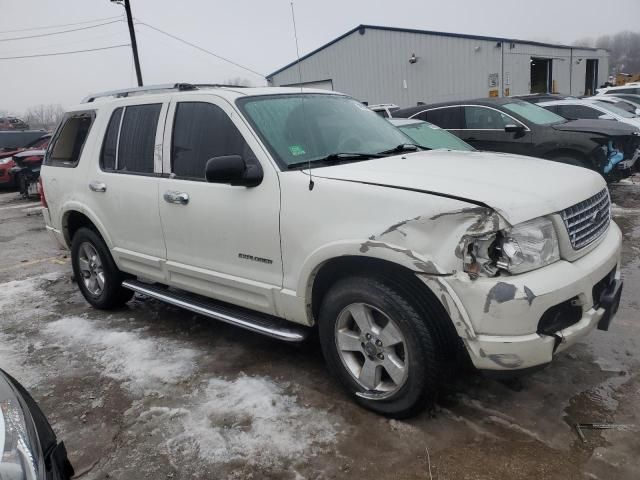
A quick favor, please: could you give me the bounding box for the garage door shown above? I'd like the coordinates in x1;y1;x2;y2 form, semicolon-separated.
282;79;333;90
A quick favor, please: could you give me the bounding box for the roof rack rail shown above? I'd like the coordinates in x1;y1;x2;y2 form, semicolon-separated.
81;83;247;103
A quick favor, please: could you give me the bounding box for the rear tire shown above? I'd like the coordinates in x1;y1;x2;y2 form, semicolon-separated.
318;276;440;418
71;227;133;309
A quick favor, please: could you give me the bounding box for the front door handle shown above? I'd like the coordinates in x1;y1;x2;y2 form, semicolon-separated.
163;191;189;205
89;181;107;193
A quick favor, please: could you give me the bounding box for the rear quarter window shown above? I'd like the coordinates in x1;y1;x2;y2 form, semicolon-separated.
44;112;95;167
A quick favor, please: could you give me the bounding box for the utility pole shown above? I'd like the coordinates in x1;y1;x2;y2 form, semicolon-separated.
113;0;143;86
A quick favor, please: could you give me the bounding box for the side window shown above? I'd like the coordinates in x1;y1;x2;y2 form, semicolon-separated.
117;104;161;173
100;108;123;170
45;112;94;167
171;102;257;180
556;105;600;120
464;106;511;129
607;88;640;95
423;107;464;129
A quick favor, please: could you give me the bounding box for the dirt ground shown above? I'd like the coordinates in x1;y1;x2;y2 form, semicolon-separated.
1;181;639;480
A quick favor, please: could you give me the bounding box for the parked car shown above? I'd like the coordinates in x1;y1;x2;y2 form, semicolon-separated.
42;84;623;417
591;96;640;115
0;116;29;130
369;103;400;118
512;93;575;104
0;132;50;188
538;98;640;129
394;98;640;179
388;118;475;151
11;148;46;197
601;94;640;110
0;369;74;479
597;85;640;95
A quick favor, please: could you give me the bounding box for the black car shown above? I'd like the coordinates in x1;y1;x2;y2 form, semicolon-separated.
394;98;640;179
0;369;74;479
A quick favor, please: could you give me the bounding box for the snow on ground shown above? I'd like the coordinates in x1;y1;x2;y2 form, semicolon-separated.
0;274;339;472
163;375;338;469
43;316;199;395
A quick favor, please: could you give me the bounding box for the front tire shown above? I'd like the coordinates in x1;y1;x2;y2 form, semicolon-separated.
318;276;440;418
71;227;133;309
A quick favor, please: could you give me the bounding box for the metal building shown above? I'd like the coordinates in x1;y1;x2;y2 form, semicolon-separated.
267;25;609;107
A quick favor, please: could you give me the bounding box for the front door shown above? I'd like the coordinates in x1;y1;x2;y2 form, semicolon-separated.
455;106;533;155
157;96;282;315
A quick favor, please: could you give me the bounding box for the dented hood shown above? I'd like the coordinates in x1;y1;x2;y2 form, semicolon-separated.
310;150;606;225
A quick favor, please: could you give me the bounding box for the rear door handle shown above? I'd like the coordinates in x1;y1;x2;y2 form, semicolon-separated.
163;191;189;205
89;181;107;193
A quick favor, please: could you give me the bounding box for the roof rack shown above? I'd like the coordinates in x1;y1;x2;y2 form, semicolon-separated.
81;83;248;103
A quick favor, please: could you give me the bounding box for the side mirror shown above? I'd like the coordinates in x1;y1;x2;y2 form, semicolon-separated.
598;114;615;120
205;155;263;187
504;124;524;133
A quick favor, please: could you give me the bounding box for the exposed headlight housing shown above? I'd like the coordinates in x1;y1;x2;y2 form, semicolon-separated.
463;217;560;277
0;373;44;480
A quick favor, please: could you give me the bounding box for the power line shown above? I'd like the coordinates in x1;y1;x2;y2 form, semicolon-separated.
0;19;124;42
0;44;131;60
135;20;265;78
0;15;123;34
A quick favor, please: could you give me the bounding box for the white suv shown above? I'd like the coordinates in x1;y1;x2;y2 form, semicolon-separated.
41;83;623;417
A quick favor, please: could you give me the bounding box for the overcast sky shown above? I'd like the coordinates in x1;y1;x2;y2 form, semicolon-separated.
1;0;638;114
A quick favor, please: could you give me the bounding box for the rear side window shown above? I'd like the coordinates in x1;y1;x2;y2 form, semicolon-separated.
45;112;94;167
422;107;464;129
171;102;256;180
464;106;511;129
100;108;123;170
117;104;161;173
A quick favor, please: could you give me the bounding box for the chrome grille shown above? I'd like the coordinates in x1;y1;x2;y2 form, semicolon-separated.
561;189;611;250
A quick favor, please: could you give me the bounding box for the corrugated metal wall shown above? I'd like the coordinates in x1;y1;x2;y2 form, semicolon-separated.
268;27;609;107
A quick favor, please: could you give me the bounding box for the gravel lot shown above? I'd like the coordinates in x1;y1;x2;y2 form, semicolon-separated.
1;182;639;479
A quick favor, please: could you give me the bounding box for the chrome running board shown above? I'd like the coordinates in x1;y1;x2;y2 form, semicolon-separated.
122;280;308;342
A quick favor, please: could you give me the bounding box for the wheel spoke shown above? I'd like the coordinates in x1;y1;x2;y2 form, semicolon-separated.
336;329;362;352
78;258;90;273
349;303;376;333
378;321;404;347
382;354;406;386
96;272;105;290
87;276;97;293
359;358;381;390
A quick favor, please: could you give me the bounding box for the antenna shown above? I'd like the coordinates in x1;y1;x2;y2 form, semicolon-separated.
290;1;314;191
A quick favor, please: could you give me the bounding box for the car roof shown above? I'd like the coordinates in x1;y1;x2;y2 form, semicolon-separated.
395;97;527;115
68;85;343;112
539;99;605;106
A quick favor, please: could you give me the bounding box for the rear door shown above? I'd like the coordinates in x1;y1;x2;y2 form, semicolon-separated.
83;100;168;282
157;95;282;315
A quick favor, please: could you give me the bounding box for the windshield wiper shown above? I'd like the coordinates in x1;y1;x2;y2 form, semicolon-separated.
287;152;384;169
378;143;426;155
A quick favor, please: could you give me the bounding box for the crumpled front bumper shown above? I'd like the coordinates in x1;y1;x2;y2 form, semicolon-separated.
421;222;623;372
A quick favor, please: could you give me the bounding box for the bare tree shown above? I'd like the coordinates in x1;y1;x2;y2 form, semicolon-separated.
22;104;65;130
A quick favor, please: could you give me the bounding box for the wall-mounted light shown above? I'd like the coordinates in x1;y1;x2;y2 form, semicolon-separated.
576;58;583;64
409;53;418;64
495;42;502;48
474;46;481;52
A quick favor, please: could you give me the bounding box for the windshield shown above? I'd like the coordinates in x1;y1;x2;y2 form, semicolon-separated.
396;121;474;151
237;94;413;168
503;101;565;125
594;101;636;118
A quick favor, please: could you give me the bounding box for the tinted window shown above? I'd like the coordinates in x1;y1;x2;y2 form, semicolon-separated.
117;104;161;173
503;101;565;125
45;113;94;167
0;131;47;150
172;102;257;180
100;108;123;170
464;106;512;129
423;107;464;129
555;105;601;120
606;88;640;95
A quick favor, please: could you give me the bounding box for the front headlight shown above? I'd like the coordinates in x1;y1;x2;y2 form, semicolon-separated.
0;157;13;165
463;217;560;277
0;373;44;480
